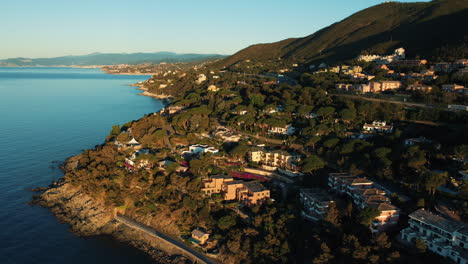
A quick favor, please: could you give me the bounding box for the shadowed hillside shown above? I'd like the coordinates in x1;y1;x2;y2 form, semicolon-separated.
218;0;468;68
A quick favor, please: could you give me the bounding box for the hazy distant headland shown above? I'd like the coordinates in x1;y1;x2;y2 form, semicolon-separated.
0;52;226;67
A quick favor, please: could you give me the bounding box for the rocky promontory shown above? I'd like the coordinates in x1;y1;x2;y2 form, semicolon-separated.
34;181;191;264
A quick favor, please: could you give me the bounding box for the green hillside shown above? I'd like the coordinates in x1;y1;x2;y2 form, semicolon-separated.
219;0;468;68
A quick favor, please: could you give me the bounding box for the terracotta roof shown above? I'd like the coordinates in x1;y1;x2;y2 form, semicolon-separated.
353;188;386;196
364;195;390;203
346;178;373;185
367;202;398;212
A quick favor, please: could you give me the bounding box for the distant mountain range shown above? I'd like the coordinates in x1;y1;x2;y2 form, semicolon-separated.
218;0;468;68
0;52;226;67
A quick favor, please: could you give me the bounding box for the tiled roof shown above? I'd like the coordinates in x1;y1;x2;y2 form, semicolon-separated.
367;202;398;212
346;178;373;185
353;188;385;196
364;195;390;203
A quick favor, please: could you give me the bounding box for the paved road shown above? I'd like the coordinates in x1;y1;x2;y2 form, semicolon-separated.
235;130;304;152
115;215;215;264
334;94;436;109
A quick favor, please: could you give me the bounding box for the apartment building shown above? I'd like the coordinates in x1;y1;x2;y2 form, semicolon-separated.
249;148;301;170
328;173;399;232
300;188;335;221
401;209;468;264
371;81;402;91
202;174;270;205
238;181;270;205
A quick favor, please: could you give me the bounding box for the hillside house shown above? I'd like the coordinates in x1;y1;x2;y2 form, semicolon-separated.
191;229;210;245
183;144;219;155
268;124;296;135
363;121;394;133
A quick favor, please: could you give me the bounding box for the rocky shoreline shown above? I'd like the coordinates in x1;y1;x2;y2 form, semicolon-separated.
33;180;191;264
30;83;189;263
131;84;173;100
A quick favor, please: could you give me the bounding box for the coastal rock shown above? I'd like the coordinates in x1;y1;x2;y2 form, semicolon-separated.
38;182;113;235
37;182;195;263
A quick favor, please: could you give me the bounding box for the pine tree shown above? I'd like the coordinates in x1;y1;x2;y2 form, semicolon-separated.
313;243;334;264
324;202;340;227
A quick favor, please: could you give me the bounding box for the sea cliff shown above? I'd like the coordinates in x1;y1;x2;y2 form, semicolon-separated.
34;158;192;264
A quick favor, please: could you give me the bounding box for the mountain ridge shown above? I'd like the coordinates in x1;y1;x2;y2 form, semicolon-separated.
218;0;468;68
0;52;226;67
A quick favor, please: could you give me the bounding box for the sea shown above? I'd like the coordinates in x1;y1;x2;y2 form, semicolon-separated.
0;67;163;264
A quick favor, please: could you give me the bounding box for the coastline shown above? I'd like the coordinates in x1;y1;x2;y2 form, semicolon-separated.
104;71;157;76
132;83;174;100
32;81;182;263
33;181;192;264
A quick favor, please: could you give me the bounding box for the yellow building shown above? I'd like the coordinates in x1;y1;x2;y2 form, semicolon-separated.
191;229;210;245
249;149;300;170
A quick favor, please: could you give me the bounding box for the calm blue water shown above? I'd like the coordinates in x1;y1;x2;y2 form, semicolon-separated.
0;67;163;264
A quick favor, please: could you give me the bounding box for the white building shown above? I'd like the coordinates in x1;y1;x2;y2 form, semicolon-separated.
195;74;207;84
401;209;468;264
357;48;405;64
184;144;219;155
269;124;296;135
363;121;394;133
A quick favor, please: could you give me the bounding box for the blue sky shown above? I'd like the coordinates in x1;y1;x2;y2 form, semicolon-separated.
1;0;429;59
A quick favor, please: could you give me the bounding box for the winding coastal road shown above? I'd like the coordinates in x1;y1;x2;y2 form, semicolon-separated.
115;215;215;264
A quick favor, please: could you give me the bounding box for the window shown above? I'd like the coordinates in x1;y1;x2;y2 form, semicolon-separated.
460;242;464;248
